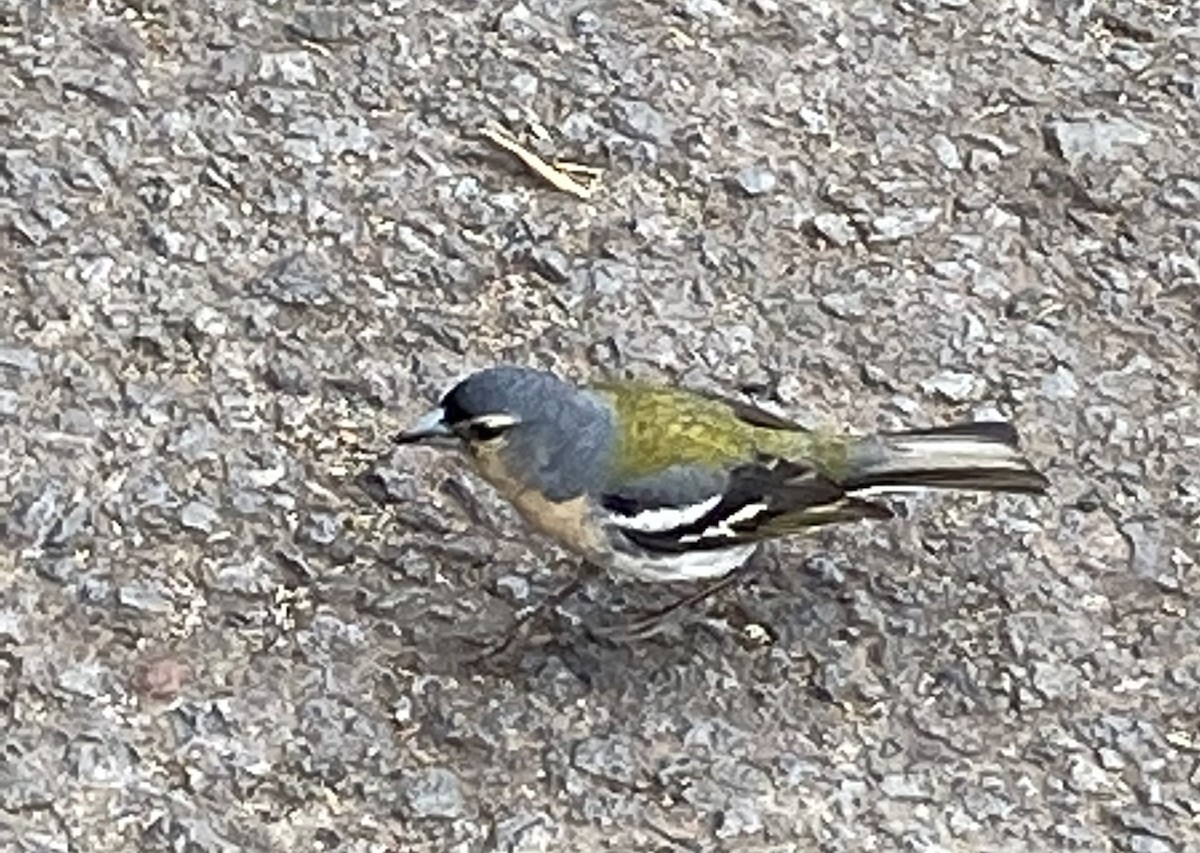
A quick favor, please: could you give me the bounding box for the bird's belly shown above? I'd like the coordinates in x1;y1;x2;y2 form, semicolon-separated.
605;543;757;583
506;488;611;558
468;458;611;560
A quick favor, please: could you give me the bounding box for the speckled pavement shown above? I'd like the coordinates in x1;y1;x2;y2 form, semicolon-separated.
2;1;1198;850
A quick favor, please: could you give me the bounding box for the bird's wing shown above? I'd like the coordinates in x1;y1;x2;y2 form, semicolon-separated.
599;456;892;555
688;387;811;431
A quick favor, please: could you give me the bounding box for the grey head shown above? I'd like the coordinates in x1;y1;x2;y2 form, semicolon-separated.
395;366;616;501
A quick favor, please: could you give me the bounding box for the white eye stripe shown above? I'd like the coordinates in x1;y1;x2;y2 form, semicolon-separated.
468;413;520;430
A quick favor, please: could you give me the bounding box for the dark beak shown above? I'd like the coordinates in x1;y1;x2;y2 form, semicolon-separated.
393;407;455;445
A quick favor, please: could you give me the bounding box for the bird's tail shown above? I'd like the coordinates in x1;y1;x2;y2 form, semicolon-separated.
843;422;1049;496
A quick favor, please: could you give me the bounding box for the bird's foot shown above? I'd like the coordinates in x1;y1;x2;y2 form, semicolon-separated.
586;565;752;643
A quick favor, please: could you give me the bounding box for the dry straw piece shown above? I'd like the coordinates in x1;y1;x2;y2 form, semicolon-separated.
480;120;602;199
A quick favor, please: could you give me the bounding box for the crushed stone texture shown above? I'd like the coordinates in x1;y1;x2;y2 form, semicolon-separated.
2;1;1198;851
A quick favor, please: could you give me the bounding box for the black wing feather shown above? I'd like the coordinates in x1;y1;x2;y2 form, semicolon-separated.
605;455;891;555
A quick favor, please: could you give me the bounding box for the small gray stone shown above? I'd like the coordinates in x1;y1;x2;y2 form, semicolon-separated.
131;468;175;509
46;500;91;547
1110;44;1153;74
1097;747;1126;770
1044;117;1152;166
34;202;71;231
930;133;963;170
1095;356;1156;400
288;9;358;42
0;345;41;374
393;696;413;724
1067;755;1112;794
1119;518;1162;578
494;810;561;852
1022;37;1071;65
712;757;771;794
170;419;222;462
57;661;109;699
1041;365;1079;400
180;500;219;533
281;135;322;165
495;574;530;603
190;306;228;338
715;798;763;839
869;206;941;241
305;612;366;649
683;0;731;19
811;212;857;247
213;44;256;85
612;99;668;144
302;512;341;545
57;407;96;435
1129;834;1174;853
573;10;601;35
259;50;317;86
20;482;63;543
509;72;539;98
1160;177;1200;216
67;737;136;785
0;611;25;643
406;767;465;819
734;165;777;197
77;573;113;605
819;291;867;320
560;111;599;143
967;147;1001;172
497;2;536;37
879;773;931;801
253;251;336;306
118;581;173;614
1030;659;1078;701
0;760;55;811
890;394;923;417
530;247;571;284
586;261;634;296
961;131;1021;157
573;735;638;785
920;371;980;403
210;554;276;595
11;213;50;246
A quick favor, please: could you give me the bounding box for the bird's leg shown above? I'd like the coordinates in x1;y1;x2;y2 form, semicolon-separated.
466;565;598;662
589;563;754;642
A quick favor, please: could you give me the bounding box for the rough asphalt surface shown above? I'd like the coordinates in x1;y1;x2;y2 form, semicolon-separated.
3;1;1199;850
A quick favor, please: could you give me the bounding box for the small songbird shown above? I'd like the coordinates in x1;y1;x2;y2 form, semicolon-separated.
394;366;1050;586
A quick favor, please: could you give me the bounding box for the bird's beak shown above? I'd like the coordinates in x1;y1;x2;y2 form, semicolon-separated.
393;407;456;445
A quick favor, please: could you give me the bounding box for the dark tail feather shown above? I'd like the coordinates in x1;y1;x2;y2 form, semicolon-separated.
844;421;1050;496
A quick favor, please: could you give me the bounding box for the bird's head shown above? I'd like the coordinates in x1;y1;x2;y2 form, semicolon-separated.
395;366;615;501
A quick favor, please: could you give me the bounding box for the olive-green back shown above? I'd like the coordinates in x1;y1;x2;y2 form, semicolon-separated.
591;381;849;483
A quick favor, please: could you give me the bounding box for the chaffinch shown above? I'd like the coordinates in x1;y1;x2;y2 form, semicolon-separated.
394;366;1049;586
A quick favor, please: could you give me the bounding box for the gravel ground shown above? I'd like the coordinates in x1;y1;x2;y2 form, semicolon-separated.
3;0;1199;850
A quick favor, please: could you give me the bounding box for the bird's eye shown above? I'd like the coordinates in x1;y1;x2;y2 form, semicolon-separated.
461;414;518;443
467;422;508;442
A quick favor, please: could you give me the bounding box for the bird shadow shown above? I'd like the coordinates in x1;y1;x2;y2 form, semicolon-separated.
372;547;858;693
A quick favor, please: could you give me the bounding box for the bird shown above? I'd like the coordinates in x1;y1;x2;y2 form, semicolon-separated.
394;365;1049;637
